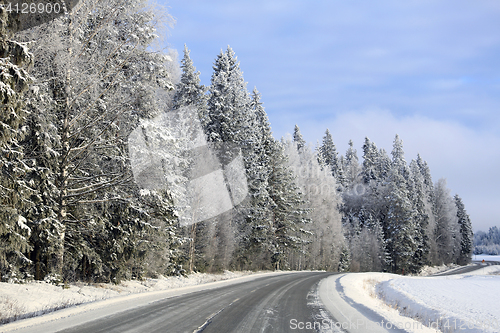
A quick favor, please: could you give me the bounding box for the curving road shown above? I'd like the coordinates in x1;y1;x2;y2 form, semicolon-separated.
433;259;500;276
6;260;498;333
51;272;337;333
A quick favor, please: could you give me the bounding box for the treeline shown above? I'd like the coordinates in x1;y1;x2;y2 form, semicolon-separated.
0;0;473;284
310;131;474;273
474;227;500;255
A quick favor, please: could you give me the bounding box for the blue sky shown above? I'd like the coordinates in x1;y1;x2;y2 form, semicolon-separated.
159;0;500;232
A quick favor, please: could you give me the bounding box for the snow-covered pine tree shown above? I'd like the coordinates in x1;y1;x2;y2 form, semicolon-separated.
391;135;410;181
408;159;430;272
362;137;380;184
267;139;309;270
0;6;34;281
203;46;261;271
344;140;361;187
317;129;345;186
172;45;208;127
21;97;60;281
454;194;473;265
206;46;252;146
318;129;336;169
375;148;392;183
293;125;306;152
384;135;418;274
236;88;275;270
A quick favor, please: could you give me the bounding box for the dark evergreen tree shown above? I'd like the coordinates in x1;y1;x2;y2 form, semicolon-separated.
293;124;306;152
318;129;345;186
408;160;430;272
22;101;60;281
0;7;34;281
267;140;309;270
455;194;473;265
362;137;379;184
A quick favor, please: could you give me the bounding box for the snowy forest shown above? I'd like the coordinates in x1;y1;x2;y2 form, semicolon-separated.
1;0;473;283
474;227;500;255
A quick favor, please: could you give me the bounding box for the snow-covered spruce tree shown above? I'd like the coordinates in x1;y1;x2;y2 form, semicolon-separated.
21;95;60;281
16;0;176;281
433;178;460;265
268;139;310;270
344;139;361;187
317;128;345;187
338;244;351;272
0;6;34;281
408;159;430;272
172;45;208;123
318;129;335;170
374;148;392;184
383;135;418;274
203;46;256;271
236;88;276;270
361;137;380;184
454;194;473;265
292;125;306;152
206;46;253;146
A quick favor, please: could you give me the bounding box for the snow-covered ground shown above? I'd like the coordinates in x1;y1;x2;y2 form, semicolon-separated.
0;270;262;325
334;258;500;333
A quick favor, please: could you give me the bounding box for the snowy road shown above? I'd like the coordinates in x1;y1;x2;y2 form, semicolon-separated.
432;259;500;276
4;260;498;333
5;272;338;333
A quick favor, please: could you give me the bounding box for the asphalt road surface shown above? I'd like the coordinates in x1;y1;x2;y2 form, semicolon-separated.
433;259;500;276
58;272;337;333
6;260;498;333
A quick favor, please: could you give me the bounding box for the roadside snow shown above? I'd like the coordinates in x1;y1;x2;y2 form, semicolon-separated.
378;274;500;332
338;273;440;333
0;271;257;325
331;263;500;333
416;263;461;276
